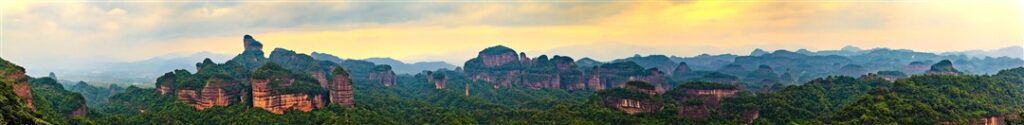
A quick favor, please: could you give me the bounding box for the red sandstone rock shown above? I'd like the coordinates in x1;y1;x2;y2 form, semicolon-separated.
482;53;519;67
369;67;396;87
329;69;354;107
3;70;34;110
71;105;88;117
195;78;240;110
677;88;739;119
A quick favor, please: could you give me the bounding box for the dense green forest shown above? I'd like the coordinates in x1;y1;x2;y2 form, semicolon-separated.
27;67;1012;124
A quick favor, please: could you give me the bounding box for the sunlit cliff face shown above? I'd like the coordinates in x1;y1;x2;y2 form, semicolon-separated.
2;1;1022;75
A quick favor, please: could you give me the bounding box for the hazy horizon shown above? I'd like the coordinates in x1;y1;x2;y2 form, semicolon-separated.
3;1;1023;76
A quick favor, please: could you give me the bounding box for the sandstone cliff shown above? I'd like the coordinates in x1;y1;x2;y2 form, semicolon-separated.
673;82;740;120
251;63;328;114
597;81;663;115
329;67;354;107
369;65;396;87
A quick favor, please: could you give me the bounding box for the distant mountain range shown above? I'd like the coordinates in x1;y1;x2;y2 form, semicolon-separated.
941;46;1023;59
39;45;1022;86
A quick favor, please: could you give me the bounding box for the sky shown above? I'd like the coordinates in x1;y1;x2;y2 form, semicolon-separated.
2;0;1023;75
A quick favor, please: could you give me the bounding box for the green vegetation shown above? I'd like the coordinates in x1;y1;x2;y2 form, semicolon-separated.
677;81;736;90
30;78;91;125
478;45;516;55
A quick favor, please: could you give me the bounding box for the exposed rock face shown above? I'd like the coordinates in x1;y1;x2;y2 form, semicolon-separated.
71;105;88;117
927;60;961;75
154;35;359;113
432;72;447;89
369;65;396;87
175;89;200;107
243;35;264;54
596;62;648;89
463;45;664;91
195;77;241;110
635;68;669;93
251;64;328;114
479;46;520;67
329;67;354;107
1;63;34;110
969;115;1006;125
675;82;740;120
673;62;692;75
585;68;604;90
599;81;663;115
233;35;268;70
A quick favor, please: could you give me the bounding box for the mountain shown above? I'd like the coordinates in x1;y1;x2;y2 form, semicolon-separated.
362;57;456;74
0;58;47;124
152;35;365;114
942;46;1024;59
53;52;232;85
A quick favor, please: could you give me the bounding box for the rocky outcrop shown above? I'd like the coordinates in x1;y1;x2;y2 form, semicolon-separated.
598;81;664;115
251;64;328;114
71;105;88;117
12;78;33;110
243;35;264;54
585;66;604;90
673;62;692;75
233;35;268;70
154;35;359;114
329;67;354;107
432;72;447;89
674;82;739;120
369;65;396;87
635;68;669;93
195;76;241;110
1;60;34;110
927;60;961;75
969;115;1006;125
479;46;520;67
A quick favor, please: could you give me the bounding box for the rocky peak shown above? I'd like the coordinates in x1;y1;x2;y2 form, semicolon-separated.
251;63;328;114
675;82;739;119
927;60;961;75
369;65;396;87
432;73;446;89
597;81;664;115
750;48;768;56
673;62;692;74
575;57;602;68
328;66;354;107
477;45;520;67
243;35;264;54
48;72;56;80
550;55;576;70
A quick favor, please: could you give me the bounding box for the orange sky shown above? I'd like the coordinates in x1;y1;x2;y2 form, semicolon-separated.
2;0;1023;68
